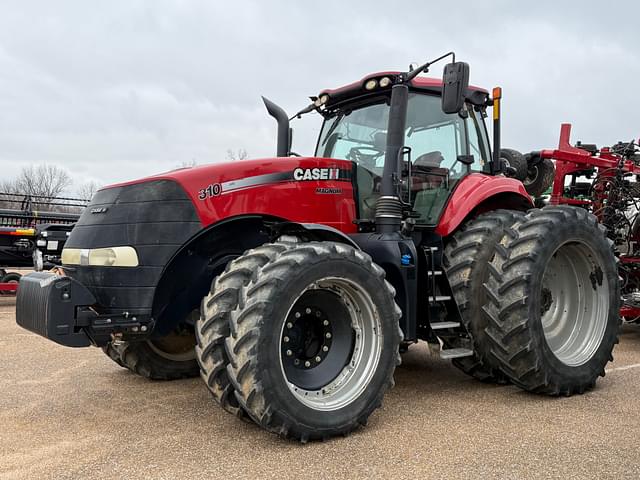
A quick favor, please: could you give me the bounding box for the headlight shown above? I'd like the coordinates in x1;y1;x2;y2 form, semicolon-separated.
314;94;330;107
62;246;139;267
364;79;378;90
379;76;391;87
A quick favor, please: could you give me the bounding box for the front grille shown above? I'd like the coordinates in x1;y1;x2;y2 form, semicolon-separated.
63;179;201;314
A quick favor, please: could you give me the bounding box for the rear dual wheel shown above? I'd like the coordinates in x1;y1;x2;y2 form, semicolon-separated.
443;210;525;383
197;242;402;442
484;206;620;395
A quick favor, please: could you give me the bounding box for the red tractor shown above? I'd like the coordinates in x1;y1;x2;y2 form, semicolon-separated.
16;54;620;441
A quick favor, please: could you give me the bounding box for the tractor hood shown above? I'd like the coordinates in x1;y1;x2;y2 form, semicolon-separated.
98;156;357;228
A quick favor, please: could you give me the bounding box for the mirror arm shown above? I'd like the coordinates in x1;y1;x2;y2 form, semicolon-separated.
405;52;456;82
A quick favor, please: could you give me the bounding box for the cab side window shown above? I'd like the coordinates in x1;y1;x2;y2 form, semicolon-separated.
467;109;491;170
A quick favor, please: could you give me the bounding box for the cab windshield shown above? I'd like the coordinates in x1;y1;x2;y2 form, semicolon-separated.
315;93;489;224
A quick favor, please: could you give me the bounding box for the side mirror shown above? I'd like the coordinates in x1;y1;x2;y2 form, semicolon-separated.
442;62;470;114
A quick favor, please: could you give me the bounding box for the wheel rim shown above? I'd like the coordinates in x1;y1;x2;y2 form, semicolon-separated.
540;241;610;366
279;277;382;411
524;165;539;186
147;329;197;362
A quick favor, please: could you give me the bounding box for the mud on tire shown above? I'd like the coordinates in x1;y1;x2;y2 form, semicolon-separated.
484;205;620;395
443;209;525;383
221;241;402;442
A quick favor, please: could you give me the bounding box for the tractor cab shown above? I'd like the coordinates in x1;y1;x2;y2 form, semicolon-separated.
314;77;492;224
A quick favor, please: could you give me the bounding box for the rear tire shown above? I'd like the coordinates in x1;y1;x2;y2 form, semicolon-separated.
221;242;402;442
484;206;620;395
444;210;525;383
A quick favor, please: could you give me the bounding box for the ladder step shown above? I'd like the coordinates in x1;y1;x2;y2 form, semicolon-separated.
430;295;452;302
430;321;461;330
440;348;474;360
427;270;443;276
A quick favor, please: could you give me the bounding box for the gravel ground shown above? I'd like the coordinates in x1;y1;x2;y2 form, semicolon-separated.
2;295;640;479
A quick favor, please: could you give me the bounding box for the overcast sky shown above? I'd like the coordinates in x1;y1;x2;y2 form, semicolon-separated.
0;1;638;194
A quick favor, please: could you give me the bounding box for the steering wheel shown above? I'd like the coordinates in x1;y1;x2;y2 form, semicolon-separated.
347;146;385;168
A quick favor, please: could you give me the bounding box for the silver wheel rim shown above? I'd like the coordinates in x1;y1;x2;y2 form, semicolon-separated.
525;166;539;186
147;332;196;362
279;277;382;411
540;241;609;366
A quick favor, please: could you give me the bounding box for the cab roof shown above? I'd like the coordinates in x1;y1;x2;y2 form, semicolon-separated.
317;71;489;109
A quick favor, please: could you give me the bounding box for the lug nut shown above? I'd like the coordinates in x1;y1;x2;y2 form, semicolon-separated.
286;322;293;329
295;312;301;319
315;356;321;362
322;346;329;352
294;359;300;365
304;361;311;367
305;308;311;314
323;320;329;326
315;311;321;317
326;332;332;339
283;336;290;343
286;350;293;357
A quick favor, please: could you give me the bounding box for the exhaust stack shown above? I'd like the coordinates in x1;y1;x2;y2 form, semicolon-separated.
262;97;291;157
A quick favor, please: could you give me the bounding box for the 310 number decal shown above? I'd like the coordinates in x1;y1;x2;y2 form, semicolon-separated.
198;183;222;200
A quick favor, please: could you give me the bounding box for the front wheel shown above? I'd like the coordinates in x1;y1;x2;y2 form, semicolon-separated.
484;206;620;395
218;242;402;442
103;319;199;380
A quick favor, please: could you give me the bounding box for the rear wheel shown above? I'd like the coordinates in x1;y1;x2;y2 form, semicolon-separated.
219;242;402;442
102;316;199;380
443;210;525;383
484;206;620;395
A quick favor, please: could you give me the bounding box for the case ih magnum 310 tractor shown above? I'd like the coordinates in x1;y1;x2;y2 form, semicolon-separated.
16;54;620;441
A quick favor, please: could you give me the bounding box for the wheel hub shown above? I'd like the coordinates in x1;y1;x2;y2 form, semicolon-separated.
282;306;333;368
278;277;382;411
280;289;354;391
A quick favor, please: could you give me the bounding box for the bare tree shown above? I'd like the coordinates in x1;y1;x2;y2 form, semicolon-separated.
0;164;72;211
226;148;248;161
15;164;72;199
76;181;100;201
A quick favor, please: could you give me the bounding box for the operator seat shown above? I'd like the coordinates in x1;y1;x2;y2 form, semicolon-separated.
411;151;449;223
356;132;387;220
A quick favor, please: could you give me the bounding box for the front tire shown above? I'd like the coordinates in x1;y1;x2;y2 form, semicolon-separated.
220;242;402;442
196;244;288;417
102;320;199;380
484;206;620;395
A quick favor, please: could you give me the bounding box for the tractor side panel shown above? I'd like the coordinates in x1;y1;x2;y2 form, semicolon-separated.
127;157;358;234
435;173;532;237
